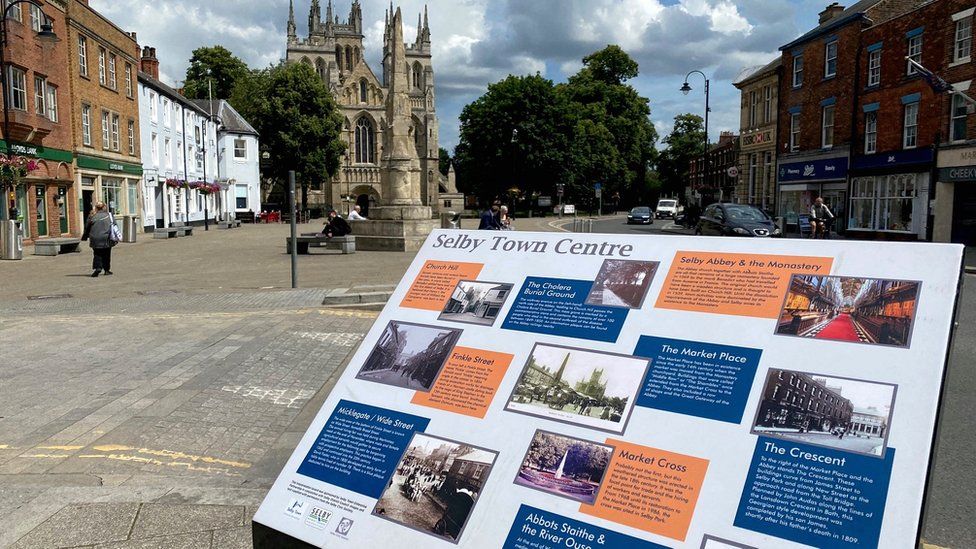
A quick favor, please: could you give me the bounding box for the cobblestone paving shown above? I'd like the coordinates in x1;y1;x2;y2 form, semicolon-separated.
0;293;377;548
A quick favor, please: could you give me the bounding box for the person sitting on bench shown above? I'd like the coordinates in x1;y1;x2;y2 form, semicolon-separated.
321;209;352;238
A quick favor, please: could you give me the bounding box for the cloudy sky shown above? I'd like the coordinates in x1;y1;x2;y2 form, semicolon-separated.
91;0;825;151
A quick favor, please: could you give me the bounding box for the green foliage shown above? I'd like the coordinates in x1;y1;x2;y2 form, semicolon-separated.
183;46;249;100
438;147;451;176
454;46;657;209
454;74;574;203
230;63;345;202
657;113;706;200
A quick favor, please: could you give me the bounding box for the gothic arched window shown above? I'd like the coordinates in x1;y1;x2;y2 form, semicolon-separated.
316;58;326;81
359;79;368;103
412;62;423;90
345;46;353;69
300;57;312;66
335;46;343;71
355;117;374;164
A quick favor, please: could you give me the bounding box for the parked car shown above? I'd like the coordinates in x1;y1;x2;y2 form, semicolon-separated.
655;199;679;219
627;206;654;225
695;203;781;237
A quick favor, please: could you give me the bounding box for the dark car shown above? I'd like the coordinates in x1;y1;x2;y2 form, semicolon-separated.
627;206;653;225
695;203;781;237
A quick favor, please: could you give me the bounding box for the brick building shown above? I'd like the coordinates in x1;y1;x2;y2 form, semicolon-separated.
688;131;739;205
733;58;780;211
775;1;890;232
65;0;142;227
1;0;75;242
848;0;958;240
932;2;976;244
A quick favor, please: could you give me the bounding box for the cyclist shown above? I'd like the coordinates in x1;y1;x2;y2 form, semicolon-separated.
810;197;834;239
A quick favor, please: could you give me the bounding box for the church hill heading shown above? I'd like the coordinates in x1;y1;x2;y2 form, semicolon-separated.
433;234;635;257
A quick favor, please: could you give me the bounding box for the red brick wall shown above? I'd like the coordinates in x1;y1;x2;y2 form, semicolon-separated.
778;22;865;154
939;0;976;143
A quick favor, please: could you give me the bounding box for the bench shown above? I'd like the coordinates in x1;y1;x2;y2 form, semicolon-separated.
176;226;194;237
217;221;235;229
33;237;81;256
237;211;255;223
153;228;178;239
287;234;356;255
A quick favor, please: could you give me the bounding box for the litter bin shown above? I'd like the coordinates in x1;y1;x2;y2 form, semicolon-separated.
1;219;23;260
121;216;138;243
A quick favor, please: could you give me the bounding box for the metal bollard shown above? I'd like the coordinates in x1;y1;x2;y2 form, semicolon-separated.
1;219;23;260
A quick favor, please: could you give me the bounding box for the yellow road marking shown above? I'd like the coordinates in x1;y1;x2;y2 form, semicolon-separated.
90;445;251;468
76;453;242;476
37;445;84;451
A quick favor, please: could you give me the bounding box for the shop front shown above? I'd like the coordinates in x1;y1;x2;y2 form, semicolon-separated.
934;145;976;245
0;141;76;242
75;155;144;228
847;148;933;241
776;152;849;234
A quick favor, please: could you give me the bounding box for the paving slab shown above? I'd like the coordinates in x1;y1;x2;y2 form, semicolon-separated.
212;527;251;549
129;503;243;539
97;531;213;549
8;502;139;548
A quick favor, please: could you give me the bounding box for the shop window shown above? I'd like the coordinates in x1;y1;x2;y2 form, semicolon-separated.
102;178;122;214
127;183;138;217
850;177;877;230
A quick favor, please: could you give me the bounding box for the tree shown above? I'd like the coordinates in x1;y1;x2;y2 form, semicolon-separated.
438;147;451;176
183;46;249;100
230;63;345;209
657;113;706;200
454;74;574;204
558;46;657;209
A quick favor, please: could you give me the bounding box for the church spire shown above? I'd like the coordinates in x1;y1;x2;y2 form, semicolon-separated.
309;0;321;35
420;5;431;45
325;0;333;29
287;0;296;41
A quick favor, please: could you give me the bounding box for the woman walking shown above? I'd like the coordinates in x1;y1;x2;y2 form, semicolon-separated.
81;202;115;277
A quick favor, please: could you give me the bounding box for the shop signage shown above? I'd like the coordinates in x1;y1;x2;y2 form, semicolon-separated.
76;155;143;176
253;230;963;549
853;147;934;171
937;147;976;168
778;156;848;182
0;140;73;163
938;166;976;183
741;130;772;147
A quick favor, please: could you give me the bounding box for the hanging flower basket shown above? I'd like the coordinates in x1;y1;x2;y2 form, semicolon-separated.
165;178;189;189
0;154;38;188
190;181;221;195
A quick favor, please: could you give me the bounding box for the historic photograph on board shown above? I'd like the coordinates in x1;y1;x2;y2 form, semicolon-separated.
584;259;660;309
438;280;514;327
373;433;498;544
751;369;897;458
514;430;613;505
505;343;650;434
356;321;462;391
775;275;921;347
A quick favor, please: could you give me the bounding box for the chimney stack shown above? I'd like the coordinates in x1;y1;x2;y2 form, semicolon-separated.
141;46;159;80
818;3;845;24
718;131;736;146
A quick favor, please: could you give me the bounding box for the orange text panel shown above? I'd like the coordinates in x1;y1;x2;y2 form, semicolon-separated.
400;261;485;311
580;439;709;542
655;252;833;318
411;347;514;418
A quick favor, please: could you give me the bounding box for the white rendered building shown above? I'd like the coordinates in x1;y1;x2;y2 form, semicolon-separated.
137;48;219;229
193;100;262;216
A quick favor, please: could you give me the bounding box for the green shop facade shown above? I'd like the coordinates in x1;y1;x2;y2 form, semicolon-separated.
75;154;144;230
1;140;76;242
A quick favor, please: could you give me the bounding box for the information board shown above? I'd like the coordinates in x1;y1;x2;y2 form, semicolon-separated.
254;230;963;549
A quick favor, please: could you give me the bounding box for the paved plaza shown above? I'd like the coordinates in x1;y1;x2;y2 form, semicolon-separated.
0;217;972;547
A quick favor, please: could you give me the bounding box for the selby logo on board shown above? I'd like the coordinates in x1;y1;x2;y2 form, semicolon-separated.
284;498;306;521
305;506;332;530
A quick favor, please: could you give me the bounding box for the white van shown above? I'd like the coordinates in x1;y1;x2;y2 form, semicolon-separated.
655;199;679;219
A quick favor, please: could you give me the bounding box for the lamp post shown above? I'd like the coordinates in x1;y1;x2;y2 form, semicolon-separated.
510;128;518;219
1;0;58;222
681;70;709;205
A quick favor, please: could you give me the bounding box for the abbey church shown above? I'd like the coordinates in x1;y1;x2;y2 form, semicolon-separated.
285;1;459;216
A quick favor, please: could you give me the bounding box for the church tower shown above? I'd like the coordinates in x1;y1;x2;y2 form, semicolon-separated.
284;2;449;251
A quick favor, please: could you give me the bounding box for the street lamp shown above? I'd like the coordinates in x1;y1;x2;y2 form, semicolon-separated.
510;128;518;218
681;70;710;204
1;0;59;221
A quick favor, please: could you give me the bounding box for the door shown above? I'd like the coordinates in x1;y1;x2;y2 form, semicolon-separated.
357;194;370;217
154;186;164;228
820;189;846;234
35;186;48;237
952;184;976;245
82;190;94;227
58;187;69;234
